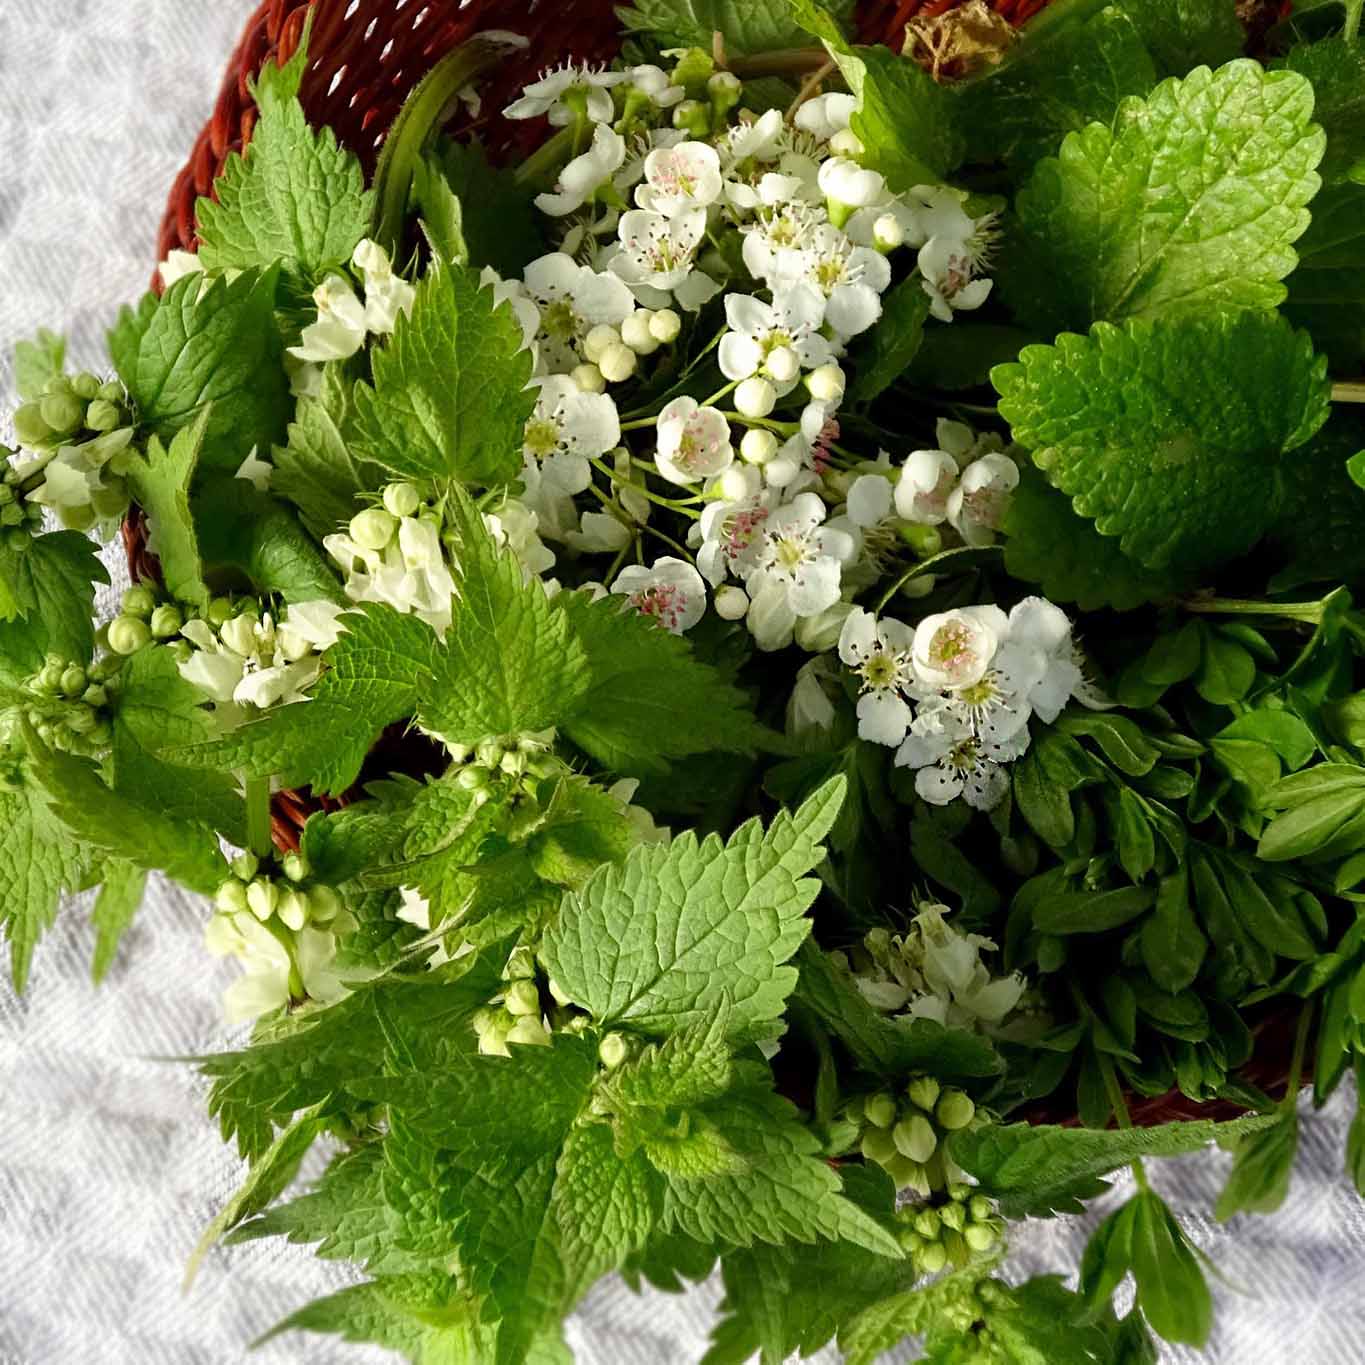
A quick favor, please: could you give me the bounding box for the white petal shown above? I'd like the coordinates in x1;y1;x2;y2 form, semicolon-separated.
857;691;911;747
824;282;881;338
838;606;878;665
847;474;892;528
718;332;762;381
915;764;964;805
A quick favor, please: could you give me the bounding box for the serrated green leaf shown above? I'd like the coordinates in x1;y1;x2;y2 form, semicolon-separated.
196;96;372;278
0;531;108;684
349;261;535;486
123;408;210;611
1006;61;1325;332
1279;37;1365;185
13;328;65;402
89;859;147;985
622;0;854;55
108;267;289;472
423;138;545;276
994;312;1331;574
0;767;92;991
609;1007;735;1111
1271;410;1365;589
272;362;386;540
947;1113;1276;1218
541;779;843;1041
1113;0;1243;77
1001;468;1184;611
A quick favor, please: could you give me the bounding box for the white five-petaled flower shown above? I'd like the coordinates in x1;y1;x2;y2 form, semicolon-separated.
741;200;822;283
655;396;734;485
901;184;979;250
919;236;993;322
611;556;707;634
895;448;960;525
744;491;855;651
717;285;833;391
636;141;723;216
947;451;1019;546
609;207;718;310
503;62;625;126
521;374;621;496
911;605;1006;692
896;701;1029;810
774;223;891;339
520;252;636;373
691;464;772;585
288;274;368;363
536;122;627;217
839;608;916;746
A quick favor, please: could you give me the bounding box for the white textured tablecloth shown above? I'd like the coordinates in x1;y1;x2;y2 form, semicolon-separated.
2;4;1364;1362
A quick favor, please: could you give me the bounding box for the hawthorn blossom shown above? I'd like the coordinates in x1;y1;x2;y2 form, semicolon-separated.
624;63;684;110
636;141;723;216
896;701;1028;809
536;122;626;217
895;448;960;525
655;396;733;485
920;236;993;322
742;201;822;284
718;285;832;391
818;157;887;213
521;374;621;495
901;184;979;250
947;452;1018;545
521;252;636;373
609;208;718;310
744;492;855;651
839;608;916;746
503;62;625;126
775;223;891;340
692;465;771;585
794;92;856;142
910;606;1007;692
611;556;706;633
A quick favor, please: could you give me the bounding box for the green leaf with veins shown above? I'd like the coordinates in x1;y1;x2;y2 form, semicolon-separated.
349;261;535;487
108;267;289;472
993;312;1331;574
540;778;844;1041
195;95;372;278
1283;182;1365;372
123;408;210;612
89;859;147;985
1279;38;1365;186
0;767;93;991
1005;61;1325;333
621;0;854;55
272;363;386;540
13;328;65;402
1113;0;1243;78
0;531;108;684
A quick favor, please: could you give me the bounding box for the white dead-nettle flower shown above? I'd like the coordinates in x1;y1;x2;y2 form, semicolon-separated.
503;61;625;125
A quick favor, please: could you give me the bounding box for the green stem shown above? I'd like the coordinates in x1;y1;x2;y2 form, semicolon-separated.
370;36;515;255
589;458;701;518
1344;1;1362;47
244;774;273;859
1180;596;1327;625
1282;1001;1315;1113
717;409;798;434
641;522;697;561
1334;380;1365;404
1096;1048;1149;1191
700;379;739;408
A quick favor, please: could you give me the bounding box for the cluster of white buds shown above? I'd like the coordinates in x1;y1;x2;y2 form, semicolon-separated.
472;945;555;1055
205;849;354;1023
848;1073;977;1195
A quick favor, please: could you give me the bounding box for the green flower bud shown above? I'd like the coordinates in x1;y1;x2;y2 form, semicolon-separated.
906;1075;941;1113
88;654;122;684
206;596;235;628
859;1126;897;1165
936;1090;976;1131
939;1201;966;1232
40;392;83;434
149;604;183;639
13;403;53;446
82;684;109;708
948;1182;972;1203
499;748;527;777
349;507;397;551
230;850;259;882
505;980;541;1017
246;878;278;921
475;738;505;769
672;98;711;137
884;1153;922;1190
913;1207;942;1240
507;1014;553;1047
969;1194;994;1223
107;615;151;655
382;482;422;518
964;1222;999;1252
708;70;741;119
897;522;943;559
0;484;13;507
894;1114;938;1164
215;879;249;915
456;764;490;791
897;1226;925;1253
277;888;309;931
83;399;119;433
599;1032;630;1069
121;585;157;619
71;373;101;401
65;705;98;735
97;380;124;403
58;504;98;533
281;851;310;882
918;1241;948;1275
36;660;65;694
505;946;536;980
307;885;342;923
471;1008;496;1037
864;1092;897;1129
0;503;22;528
87;718;113;748
842;1094;866;1125
670;46;713;92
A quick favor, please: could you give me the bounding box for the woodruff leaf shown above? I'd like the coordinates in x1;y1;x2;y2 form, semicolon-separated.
993;312;1331;574
1005;61;1325;332
349;261;535;487
540;778;845;1041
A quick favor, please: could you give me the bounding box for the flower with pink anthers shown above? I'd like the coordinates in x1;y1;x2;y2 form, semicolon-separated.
910;606;1007;692
655;396;734;485
636;141;723;216
610;556;707;634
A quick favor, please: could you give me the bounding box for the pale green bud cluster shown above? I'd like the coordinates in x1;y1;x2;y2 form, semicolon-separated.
473;946;553;1055
848;1073;977;1195
0;456;46;537
21;651;123;756
102;584;183;656
446;730;563;803
893;1183;1004;1277
214;848;346;934
11;373;131;453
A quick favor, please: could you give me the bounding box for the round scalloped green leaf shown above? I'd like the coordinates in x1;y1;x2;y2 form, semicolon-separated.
993;311;1330;574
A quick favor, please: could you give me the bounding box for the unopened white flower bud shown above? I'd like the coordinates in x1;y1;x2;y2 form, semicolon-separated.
829;128;864;157
740;427;778;465
571;362;606;393
764;454;800;488
599;1032;630;1069
717;465;752;501
714;585;749;621
583;324;620;363
219;614;259;659
349;506;397;551
807;364;845;402
598;342;637;383
649;308;681;343
308;885;342;923
281;851;310;883
277;888;309;932
620;311;659;355
505;980;541;1016
382;482;422;518
764;345;800;385
734;376;776;418
246;879;278;922
873;213;905;252
215;880;249;915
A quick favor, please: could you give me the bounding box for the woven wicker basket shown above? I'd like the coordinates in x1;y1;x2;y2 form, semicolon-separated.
126;0;1301;1124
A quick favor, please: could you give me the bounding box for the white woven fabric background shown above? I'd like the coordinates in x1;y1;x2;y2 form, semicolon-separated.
2;3;1364;1362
